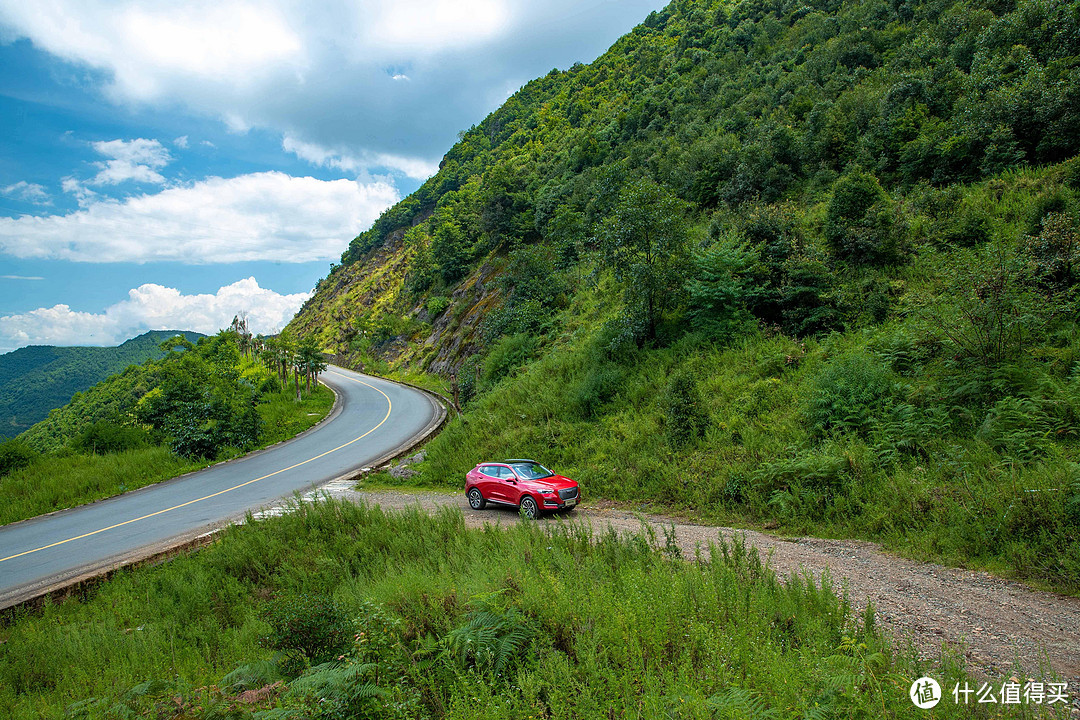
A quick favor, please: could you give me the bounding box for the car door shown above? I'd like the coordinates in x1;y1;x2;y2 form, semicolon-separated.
477;465;501;501
495;465;520;505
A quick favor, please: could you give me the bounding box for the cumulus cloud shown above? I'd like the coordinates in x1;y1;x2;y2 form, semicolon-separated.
87;137;171;185
282;134;438;180
0;171;399;263
1;181;51;205
0;277;308;352
0;0;664;164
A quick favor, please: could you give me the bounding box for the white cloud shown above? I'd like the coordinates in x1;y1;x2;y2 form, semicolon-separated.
282;134;438;180
173;135;189;148
0;171;399;263
0;275;44;280
0;277;308;352
1;181;51;205
87;137;171;185
0;0;666;161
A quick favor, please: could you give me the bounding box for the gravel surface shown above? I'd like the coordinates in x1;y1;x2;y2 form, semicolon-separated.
271;479;1080;691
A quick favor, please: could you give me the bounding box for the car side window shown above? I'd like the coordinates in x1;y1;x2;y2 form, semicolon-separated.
496;466;515;480
479;465;497;477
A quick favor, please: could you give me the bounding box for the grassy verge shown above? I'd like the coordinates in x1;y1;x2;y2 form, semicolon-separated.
0;499;1020;719
0;385;334;527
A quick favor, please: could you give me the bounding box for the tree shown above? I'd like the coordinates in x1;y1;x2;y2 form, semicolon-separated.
599;178;690;344
297;338;328;395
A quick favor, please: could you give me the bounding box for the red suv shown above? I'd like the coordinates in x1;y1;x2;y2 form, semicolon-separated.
466;459;580;518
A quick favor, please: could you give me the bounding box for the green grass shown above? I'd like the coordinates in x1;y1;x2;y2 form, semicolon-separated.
256;384;335;446
0;385;335;527
0;498;1031;719
0;448;201;526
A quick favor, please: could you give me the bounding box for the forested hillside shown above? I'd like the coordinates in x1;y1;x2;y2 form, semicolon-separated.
0;330;204;440
290;0;1080;589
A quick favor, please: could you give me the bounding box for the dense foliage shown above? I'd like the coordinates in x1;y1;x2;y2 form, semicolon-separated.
288;0;1080;591
0;331;203;440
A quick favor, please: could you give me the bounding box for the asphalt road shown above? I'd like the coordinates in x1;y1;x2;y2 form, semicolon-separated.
0;366;443;609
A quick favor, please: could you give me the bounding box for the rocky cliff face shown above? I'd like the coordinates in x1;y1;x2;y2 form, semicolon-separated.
288;228;505;376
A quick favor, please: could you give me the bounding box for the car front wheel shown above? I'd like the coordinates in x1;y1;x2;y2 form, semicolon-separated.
519;495;539;519
468;488;486;510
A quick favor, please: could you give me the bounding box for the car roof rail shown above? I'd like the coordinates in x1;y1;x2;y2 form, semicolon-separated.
504;458;538;464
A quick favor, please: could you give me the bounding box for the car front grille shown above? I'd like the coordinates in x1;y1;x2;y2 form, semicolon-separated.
558;487;578;501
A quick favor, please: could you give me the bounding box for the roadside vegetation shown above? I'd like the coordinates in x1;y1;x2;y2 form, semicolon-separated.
0;498;1018;719
0;327;333;526
0;330;205;441
285;0;1080;593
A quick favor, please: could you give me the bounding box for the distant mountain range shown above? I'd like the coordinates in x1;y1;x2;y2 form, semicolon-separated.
0;330;204;440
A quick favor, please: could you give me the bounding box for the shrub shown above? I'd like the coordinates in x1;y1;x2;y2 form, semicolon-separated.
664;371;709;446
942;205;993;247
975;396;1054;463
444;607;534;677
262;594;353;675
0;438;36;477
1025;189;1071;236
72;421;151;455
1066;485;1080;529
806;353;894;438
426;295;451;317
570;363;622;419
824;170;900;265
685;230;758;342
457;355;482;407
483;333;538;386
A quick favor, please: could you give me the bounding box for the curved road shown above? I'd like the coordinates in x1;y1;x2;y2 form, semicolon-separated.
0;366;443;609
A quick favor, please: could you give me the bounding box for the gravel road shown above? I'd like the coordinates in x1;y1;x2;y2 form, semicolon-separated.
271;476;1080;691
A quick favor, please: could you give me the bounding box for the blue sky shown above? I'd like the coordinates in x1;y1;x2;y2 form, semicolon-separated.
0;0;664;353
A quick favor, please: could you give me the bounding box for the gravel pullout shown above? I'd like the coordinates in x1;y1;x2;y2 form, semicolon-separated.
270;481;1080;690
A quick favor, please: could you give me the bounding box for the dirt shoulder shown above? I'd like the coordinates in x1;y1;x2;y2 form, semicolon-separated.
280;478;1080;686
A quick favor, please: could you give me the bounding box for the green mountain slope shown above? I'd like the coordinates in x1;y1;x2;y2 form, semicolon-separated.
0;330;204;439
289;0;1080;589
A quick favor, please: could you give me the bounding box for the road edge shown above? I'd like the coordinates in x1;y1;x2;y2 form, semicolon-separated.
0;369;448;614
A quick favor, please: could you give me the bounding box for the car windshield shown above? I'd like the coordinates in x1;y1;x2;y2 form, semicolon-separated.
510;462;553;480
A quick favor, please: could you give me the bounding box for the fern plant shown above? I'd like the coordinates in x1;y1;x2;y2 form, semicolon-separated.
443;607;534;678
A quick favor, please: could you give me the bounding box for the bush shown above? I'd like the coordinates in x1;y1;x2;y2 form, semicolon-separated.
824;170;901;265
975;396;1054;463
426;295;451;317
685;230;758;342
1025;189;1071;236
262;594;353;675
942;206;993;247
570;363;622;419
1066;485;1080;529
0;438;36;477
483;333;538;386
806;353;894;438
664;371;709;446
73;421;151;455
457;355;482;407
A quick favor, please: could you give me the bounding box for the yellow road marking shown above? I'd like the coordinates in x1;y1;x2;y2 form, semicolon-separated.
0;371;390;564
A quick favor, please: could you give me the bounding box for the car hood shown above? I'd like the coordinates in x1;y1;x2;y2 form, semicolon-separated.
532;475;577;491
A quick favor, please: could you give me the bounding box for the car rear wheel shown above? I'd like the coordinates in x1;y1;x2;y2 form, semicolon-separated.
519;495;539;519
468;488;486;510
